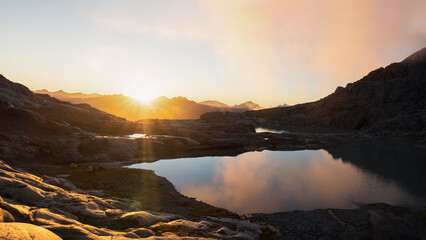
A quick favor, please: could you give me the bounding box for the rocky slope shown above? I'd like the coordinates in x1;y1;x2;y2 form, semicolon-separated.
0;160;262;239
0;74;136;135
254;48;426;136
2;158;424;240
203;48;426;140
248;203;426;240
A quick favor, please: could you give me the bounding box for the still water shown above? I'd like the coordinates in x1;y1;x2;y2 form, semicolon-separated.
125;133;146;138
127;140;426;214
255;127;288;134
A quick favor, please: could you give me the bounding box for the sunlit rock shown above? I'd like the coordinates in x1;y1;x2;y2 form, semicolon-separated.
119;211;178;228
0;223;62;240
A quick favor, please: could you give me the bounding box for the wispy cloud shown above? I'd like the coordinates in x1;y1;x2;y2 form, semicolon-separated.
201;0;426;82
93;15;212;41
91;0;426;104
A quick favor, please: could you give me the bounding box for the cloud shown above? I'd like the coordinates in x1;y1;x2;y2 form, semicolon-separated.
91;0;426;104
86;45;127;73
201;0;426;81
93;15;211;41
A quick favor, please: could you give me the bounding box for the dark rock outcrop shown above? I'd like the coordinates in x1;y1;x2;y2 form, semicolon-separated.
254;48;426;135
0;74;137;135
248;203;426;240
204;48;426;140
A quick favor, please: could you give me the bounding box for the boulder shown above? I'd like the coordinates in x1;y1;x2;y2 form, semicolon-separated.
119;211;177;228
150;219;211;232
0;201;33;222
43;176;78;191
0;223;62;240
31;208;76;225
126;227;155;238
105;208;124;217
0;208;15;222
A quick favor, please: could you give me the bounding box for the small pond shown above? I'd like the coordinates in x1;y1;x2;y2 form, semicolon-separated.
127;140;426;214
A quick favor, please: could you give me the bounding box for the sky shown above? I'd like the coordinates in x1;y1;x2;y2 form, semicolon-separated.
0;0;425;107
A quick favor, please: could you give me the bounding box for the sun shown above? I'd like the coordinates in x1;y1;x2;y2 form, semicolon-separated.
125;83;161;104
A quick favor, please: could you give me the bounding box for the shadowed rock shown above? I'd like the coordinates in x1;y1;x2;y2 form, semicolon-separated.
204;48;426;141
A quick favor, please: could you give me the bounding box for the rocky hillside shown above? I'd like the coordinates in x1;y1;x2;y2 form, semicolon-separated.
0;74;136;135
206;48;426;139
0;160;262;239
252;48;426;133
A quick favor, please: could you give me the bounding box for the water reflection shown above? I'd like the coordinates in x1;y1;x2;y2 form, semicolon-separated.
127;142;426;214
255;127;288;134
125;133;146;138
325;139;426;197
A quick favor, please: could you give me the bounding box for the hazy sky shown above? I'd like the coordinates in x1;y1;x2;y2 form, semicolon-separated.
0;0;425;106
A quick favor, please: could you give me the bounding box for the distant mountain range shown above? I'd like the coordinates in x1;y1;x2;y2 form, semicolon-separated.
36;89;102;100
199;100;263;110
34;90;265;120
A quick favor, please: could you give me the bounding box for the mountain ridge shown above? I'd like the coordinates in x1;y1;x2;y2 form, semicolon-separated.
0;74;135;135
250;47;426;135
202;47;426;140
34;90;264;120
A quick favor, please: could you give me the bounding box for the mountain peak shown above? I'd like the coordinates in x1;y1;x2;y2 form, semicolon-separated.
402;47;426;63
233;101;263;110
199;100;230;108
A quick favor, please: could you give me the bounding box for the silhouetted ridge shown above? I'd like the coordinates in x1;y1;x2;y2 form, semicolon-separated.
0;74;135;135
35;90;264;120
403;47;426;63
244;48;426;137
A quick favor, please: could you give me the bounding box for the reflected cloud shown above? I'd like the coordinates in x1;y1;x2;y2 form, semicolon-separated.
128;146;425;214
174;150;421;214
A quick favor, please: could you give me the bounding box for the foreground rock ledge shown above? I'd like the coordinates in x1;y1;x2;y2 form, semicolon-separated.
247;203;426;240
0;223;61;240
1;158;425;240
0;160;262;239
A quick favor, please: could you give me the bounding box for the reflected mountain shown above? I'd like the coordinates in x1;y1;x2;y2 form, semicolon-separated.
324;139;426;197
128;141;426;214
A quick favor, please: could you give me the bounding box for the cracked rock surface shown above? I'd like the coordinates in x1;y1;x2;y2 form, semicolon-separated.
247;203;426;240
0;160;262;239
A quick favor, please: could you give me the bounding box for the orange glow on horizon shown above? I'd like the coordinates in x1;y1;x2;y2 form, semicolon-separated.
124;83;161;104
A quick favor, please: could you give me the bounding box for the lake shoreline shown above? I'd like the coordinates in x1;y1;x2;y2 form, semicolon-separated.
2;108;425;239
7;137;425;239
